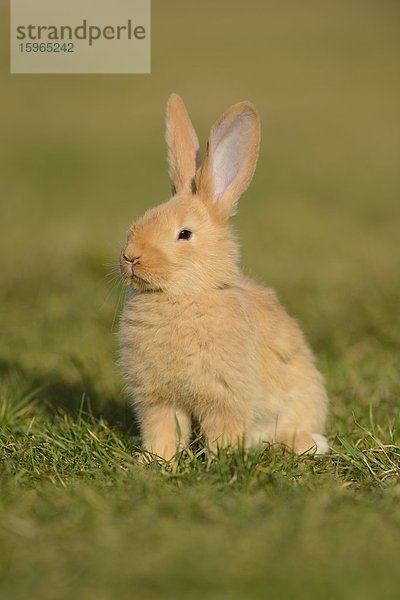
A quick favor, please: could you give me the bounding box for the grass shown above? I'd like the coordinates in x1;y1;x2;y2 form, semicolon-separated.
1;398;400;600
1;0;400;598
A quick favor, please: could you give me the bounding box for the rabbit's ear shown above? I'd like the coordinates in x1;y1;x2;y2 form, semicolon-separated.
166;94;202;195
199;102;260;221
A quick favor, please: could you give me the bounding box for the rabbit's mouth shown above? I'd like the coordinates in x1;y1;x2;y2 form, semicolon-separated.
131;272;147;284
130;271;154;290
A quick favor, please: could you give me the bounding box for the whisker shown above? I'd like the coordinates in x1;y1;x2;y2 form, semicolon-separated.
102;270;121;284
98;269;124;310
111;279;127;333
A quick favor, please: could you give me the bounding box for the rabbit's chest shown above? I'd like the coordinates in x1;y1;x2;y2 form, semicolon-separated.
120;293;248;409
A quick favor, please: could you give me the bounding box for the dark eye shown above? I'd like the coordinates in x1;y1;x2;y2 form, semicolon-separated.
178;229;192;240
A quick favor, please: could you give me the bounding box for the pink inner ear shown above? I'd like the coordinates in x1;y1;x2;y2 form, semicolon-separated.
211;113;253;201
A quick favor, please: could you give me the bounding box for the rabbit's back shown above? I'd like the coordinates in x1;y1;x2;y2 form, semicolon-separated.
238;278;328;434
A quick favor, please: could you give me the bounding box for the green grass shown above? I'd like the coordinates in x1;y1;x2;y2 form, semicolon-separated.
1;398;400;600
1;0;400;598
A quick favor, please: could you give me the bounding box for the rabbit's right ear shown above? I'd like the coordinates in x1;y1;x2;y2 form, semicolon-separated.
166;94;202;195
198;102;260;223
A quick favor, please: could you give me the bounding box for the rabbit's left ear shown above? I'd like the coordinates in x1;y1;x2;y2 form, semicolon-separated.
199;102;260;222
166;94;202;195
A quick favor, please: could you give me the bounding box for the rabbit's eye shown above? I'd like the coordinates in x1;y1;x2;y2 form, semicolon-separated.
178;229;192;240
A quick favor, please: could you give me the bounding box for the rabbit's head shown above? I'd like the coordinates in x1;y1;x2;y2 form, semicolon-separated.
120;94;260;294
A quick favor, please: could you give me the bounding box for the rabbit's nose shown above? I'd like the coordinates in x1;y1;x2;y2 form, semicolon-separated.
123;254;141;266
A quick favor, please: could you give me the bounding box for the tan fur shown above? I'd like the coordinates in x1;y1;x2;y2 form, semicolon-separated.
119;95;329;461
166;94;201;194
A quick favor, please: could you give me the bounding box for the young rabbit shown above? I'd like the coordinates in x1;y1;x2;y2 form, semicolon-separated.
119;94;329;460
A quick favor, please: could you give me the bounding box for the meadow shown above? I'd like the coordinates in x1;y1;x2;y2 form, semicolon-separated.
1;1;400;598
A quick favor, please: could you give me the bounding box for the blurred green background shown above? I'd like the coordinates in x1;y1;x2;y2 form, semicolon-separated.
1;1;400;598
1;0;399;423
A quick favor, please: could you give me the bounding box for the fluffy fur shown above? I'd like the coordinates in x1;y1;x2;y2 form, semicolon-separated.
119;94;329;460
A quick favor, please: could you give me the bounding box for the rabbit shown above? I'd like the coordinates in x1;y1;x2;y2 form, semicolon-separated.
119;94;329;461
